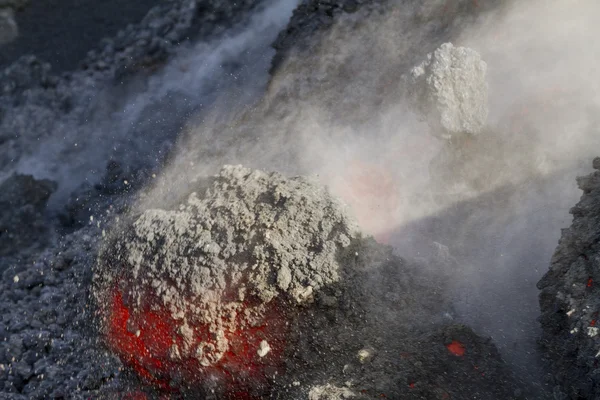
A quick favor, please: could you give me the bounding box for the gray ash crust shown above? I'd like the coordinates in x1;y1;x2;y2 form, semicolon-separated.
0;1;573;399
405;42;489;139
0;1;278;397
0;169;531;398
538;157;600;399
95;165;359;370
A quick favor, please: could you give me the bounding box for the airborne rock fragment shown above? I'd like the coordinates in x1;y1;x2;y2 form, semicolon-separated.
406;42;489;139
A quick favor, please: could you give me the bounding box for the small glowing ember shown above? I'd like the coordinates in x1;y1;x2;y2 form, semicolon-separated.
446;340;466;356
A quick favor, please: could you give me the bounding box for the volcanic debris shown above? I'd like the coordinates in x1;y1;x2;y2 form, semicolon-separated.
538;157;600;399
406;42;489;140
94;165;525;399
0;174;57;256
94;165;359;392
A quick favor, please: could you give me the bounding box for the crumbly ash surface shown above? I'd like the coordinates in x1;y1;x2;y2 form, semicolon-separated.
407;42;489;139
95;164;359;368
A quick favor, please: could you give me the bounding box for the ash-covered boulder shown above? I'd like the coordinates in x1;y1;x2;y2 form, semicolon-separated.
0;173;57;256
406;42;489;139
93;165;359;396
538;157;600;399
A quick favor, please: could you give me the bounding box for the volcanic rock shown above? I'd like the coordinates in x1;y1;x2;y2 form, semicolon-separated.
93;165;527;399
406;42;489;139
538;157;600;399
94;165;359;394
0;223;123;400
266;237;525;400
0;173;57;256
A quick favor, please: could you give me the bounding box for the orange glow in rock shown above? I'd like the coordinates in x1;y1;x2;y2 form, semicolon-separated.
104;287;288;398
446;340;466;356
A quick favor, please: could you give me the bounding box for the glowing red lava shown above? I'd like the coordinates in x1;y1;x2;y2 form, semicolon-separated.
104;287;288;398
446;340;466;357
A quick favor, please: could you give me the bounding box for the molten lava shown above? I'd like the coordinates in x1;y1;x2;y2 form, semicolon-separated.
446;340;466;357
104;287;288;398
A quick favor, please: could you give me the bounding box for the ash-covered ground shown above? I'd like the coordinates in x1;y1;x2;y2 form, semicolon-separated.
1;0;600;399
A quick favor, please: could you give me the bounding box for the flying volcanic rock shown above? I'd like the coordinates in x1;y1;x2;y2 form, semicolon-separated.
406;42;489;140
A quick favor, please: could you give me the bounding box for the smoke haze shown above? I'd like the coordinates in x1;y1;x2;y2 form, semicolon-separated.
141;0;600;390
8;0;598;392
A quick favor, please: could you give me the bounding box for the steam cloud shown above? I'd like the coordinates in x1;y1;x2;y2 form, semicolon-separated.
145;0;600;388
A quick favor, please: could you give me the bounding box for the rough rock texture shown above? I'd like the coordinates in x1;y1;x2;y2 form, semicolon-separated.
92;166;527;399
538;157;600;399
266;0;495;127
0;225;123;400
0;2;269;397
94;165;359;391
100;164;358;305
406;42;489;139
0;174;57;257
0;0;562;399
268;238;527;400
